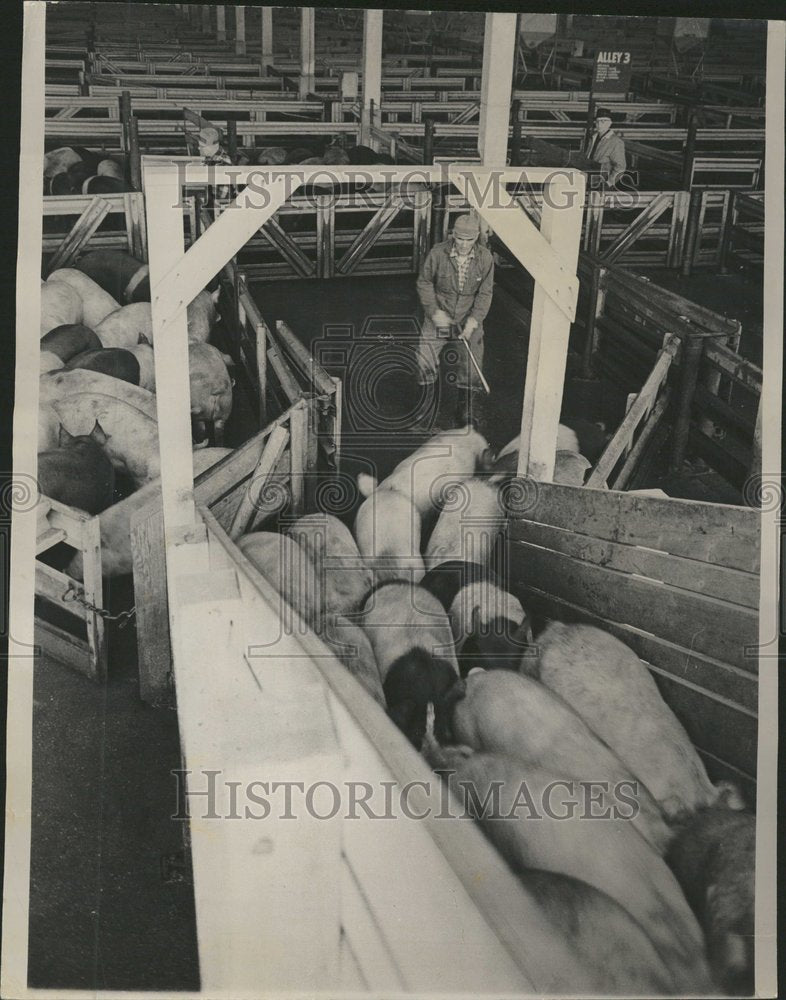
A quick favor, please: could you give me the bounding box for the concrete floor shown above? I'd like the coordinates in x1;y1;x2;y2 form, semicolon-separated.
27;264;762;989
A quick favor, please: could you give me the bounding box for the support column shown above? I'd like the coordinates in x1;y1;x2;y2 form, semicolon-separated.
516;172;585;482
300;7;315;99
235;6;246;56
216;6;226;43
261;6;274;71
201;5;210;33
478;13;517;165
362;10;383;137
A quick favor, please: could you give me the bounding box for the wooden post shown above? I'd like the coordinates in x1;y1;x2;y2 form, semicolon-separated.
261;6;274;72
423;117;435;165
363;10;383;133
201;4;210;33
478;13;517;165
235;6;246;56
584;93;596;154
581;262;606;379
256;317;268;427
300;8;315;99
516;172;585;481
510;100;522;166
749;391;762;484
670;334;703;471
119;89;132;154
681;107;700;190
216;5;226;43
128;114;142;192
718;188;737;274
680;187;704;278
226;118;238;161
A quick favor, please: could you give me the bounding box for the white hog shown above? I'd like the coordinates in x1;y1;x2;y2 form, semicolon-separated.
40;280;83;336
427;747;713;994
322;613;385;705
450;668;673;854
95;302;154;350
496;424;580;464
423;475;504;571
46;268;120;328
129;342;155;392
359;426;493;519
288;513;373;617
237;531;322;633
531;622;736;819
188;342;232;426
186;288;221;344
354;483;425;584
67;447;231;580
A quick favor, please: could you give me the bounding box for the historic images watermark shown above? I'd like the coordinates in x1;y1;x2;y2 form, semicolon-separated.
171;769;644;823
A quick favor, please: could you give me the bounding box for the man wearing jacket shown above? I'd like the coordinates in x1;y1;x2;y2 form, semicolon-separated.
584;108;626;187
415;213;495;388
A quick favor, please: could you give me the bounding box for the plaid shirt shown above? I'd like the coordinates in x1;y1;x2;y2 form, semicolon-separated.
449;244;475;292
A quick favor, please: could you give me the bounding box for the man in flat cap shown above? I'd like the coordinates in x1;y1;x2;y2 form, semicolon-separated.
584;108;626;186
415;213;494;397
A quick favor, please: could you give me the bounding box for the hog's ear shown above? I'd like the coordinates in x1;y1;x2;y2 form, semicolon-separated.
58;424;75;446
137;333;151;346
211;287;220;305
90;420;108;446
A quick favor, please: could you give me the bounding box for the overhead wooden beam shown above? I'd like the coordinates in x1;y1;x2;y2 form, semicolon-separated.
235;6;246;56
300;8;315;99
151;172;303;339
478;13;517;165
261;6;274;71
516;171;585;482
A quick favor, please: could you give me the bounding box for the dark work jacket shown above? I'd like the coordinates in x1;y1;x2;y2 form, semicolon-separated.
416;240;495;327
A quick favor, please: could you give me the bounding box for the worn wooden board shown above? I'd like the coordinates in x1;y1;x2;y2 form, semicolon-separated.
513;522;759;609
508;482;760;573
511;541;759;672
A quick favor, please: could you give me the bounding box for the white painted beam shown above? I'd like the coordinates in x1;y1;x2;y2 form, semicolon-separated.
261;6;274;71
516;172;586;482
151;173;303;341
235;5;246;56
216;5;226;43
144;168;201;541
363;10;384;127
300;7;316;99
478;13;517;165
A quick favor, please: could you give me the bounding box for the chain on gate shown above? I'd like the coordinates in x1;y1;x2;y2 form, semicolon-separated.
62;585;137;629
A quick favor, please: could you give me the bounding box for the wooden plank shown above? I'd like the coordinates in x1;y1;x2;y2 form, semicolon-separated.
275;320;336;396
268;345;303;405
36;527;67;554
34;617;92;679
514;585;758;710
35;562;82;612
130;508;172;705
600;193;674;265
228;425;290;539
611;393;670;491
508;481;761;573
517;519;759;609
336;194;404;275
586;335;677;487
511;541;759;672
288;401;308;516
702;341;762;394
259;217;316;278
81;512;107;682
44;197;112;276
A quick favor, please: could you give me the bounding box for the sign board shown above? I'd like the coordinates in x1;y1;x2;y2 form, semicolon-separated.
591;51;632;95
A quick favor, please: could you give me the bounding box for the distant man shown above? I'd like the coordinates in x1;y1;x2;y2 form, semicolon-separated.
415;213;494;388
584;108;626;187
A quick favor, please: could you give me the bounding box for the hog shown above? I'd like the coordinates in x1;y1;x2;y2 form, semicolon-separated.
359;425;494;522
37;421;115;515
67;448;232;580
287;513;373;617
64;347;141;386
425;745;714;993
530;622;740;820
95;303;154;350
358;580;458;747
321;613;386;706
74;250;150;304
420;560;532;675
186;289;221;344
41;323;102;363
40;280;83;336
39;368;158;421
254;146;288;166
354;483;425;584
46;267;120;328
128;342;155;391
666;805;755;995
237;531;323;633
449;668;674;855
423;475;504;571
188;342;232;427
